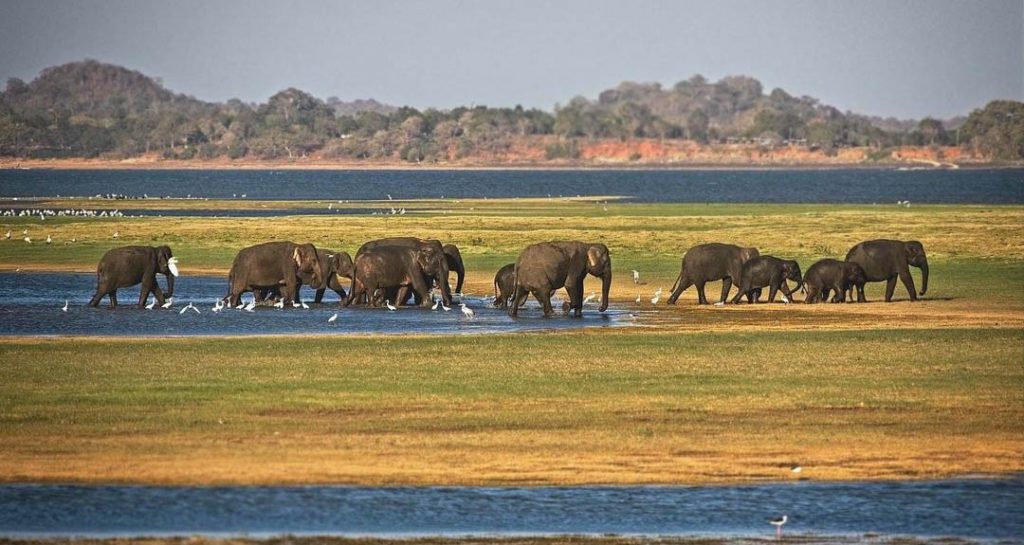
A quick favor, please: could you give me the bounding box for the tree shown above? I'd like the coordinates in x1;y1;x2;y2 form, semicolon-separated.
687;108;709;143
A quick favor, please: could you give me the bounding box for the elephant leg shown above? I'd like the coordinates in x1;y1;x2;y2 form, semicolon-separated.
884;277;898;302
695;281;709;304
89;287;104;307
803;285;818;304
730;284;746;304
409;274;432;308
138;278;153;308
509;286;526;317
898;268;919;302
535;287;553;316
109;291;118;309
767;282;780;303
719;278;733;304
314;288;326;304
668;277;692;305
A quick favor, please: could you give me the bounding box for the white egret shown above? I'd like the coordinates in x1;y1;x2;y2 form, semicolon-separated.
635;293;641;304
22;228;27;236
61;299;68;312
432;299;440;310
387;194;393;200
145;300;156;310
235;302;245;310
112;230;119;239
441;301;451;311
631;270;640;284
273;299;285;309
244;299;256;312
385;299;397;311
460;303;475;318
23;236;31;243
327;312;338;324
46;235;52;245
650;288;662;305
769;516;788;537
300;302;309;309
161;297;174;309
582;292;597;306
4;230;10;239
179;302;199;314
791;465;802;474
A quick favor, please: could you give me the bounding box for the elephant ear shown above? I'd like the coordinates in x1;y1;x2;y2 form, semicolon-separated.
587;245;607;271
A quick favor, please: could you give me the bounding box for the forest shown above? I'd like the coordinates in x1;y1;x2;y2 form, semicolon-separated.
1;60;1021;162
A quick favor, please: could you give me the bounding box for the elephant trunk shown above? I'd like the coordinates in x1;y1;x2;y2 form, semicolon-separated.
455;262;465;295
165;270;175;298
439;265;453;306
599;267;612;312
918;259;929;295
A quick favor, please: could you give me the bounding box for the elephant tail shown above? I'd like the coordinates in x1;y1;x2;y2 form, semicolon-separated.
670;271;683;294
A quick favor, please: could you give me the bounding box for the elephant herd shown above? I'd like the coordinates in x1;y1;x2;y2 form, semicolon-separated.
87;237;929;314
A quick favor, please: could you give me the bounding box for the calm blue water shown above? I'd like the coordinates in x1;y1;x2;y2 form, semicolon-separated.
0;478;1021;538
1;168;1022;203
0;273;628;336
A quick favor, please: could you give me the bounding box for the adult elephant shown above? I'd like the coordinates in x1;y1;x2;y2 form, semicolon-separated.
492;263;515;309
845;239;928;302
730;256;802;304
803;259;867;304
357;237;452;306
345;245;449;308
258;249;353;305
88;245;178;308
225;241;322;307
509;241;611;318
667;243;759;305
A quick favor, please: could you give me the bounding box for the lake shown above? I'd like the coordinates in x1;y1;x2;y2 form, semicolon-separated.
0;478;1021;539
1;168;1022;203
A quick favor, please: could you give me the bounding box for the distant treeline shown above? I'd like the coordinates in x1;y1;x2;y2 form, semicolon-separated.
0;60;1021;161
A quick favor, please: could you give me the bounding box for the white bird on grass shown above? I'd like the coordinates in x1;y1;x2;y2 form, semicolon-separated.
631;270;640;284
46;235;52;245
650;287;662;305
460;303;475;318
4;230;10;240
769;515;788;538
61;299;68;312
635;293;642;304
22;228;28;236
327;312;338;324
23;236;31;244
112;230;119;239
385;299;397;311
161;297;174;309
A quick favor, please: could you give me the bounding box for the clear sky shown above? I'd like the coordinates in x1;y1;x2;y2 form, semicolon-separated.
1;0;1021;119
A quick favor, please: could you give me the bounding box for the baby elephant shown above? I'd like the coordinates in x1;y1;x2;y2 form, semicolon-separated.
492;263;515;309
731;256;802;304
803;259;867;303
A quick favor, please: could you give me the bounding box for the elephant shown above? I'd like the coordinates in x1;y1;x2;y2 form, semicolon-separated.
225;241;322;307
803;259;867;303
845;239;929;302
492;263;515;309
509;241;611;318
258;249;354;305
667;243;760;304
356;237;452;306
730;256;802;304
88;245;177;308
345;245;449;308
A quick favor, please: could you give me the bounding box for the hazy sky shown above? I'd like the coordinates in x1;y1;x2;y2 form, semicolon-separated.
1;0;1021;119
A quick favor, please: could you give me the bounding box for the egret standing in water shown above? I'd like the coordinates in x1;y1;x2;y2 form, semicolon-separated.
327;312;338;324
145;300;156;310
769;515;787;538
460;303;475;318
432;298;440;310
385;300;397;311
61;299;68;312
161;297;174;309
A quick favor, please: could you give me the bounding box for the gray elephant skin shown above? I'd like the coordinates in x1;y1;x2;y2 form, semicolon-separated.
803;259;867;303
226;241;322;307
730;255;802;304
492;263;515;309
356;237;453;306
845;239;928;302
88;245;176;308
667;243;759;304
509;241;611;317
258;249;354;305
345;245;450;308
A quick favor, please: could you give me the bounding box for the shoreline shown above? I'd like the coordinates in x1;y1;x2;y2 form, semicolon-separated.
2;158;1017;171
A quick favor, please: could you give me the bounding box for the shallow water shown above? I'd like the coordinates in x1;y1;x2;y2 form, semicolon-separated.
0;478;1021;538
0;273;629;336
2;207;377;217
1;168;1022;203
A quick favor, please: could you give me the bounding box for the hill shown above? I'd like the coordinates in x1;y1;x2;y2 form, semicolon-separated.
0;60;1020;164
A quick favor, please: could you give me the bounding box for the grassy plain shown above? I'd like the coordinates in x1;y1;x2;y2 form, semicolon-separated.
0;199;1022;485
